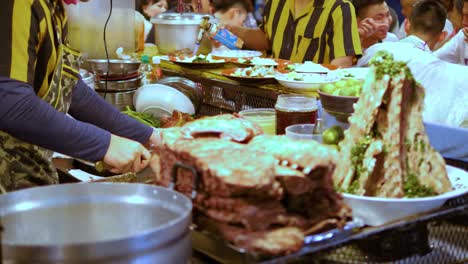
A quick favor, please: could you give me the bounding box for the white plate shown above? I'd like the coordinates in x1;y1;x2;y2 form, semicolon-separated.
342;165;468;226
211;50;262;59
133;84;195;118
334;67;370;80
294;61;330;73
275;73;338;91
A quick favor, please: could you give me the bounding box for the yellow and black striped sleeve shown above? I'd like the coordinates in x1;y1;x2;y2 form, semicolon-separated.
0;0;61;96
327;0;362;61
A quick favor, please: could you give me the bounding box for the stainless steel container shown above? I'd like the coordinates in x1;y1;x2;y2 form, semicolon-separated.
94;75;143;91
87;59;141;78
157;76;203;112
97;90;136;111
151;13;206;54
0;183;192;264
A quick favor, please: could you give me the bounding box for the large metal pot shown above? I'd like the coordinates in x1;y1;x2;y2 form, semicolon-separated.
0;183;192;264
97;90;136;111
151;13;206;54
94;75;143;92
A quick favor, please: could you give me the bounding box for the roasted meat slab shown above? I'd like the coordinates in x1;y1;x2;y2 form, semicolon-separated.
152;114;351;255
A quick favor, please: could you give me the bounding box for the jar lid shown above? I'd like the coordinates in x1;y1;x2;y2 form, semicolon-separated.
151;13;207;25
275;94;317;111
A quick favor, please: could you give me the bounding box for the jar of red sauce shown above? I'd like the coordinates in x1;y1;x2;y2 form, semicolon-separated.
275;94;317;135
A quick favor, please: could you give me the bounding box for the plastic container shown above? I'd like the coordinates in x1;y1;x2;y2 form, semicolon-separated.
285;124;322;142
238;108;276;135
275;94;318;135
65;0;135;60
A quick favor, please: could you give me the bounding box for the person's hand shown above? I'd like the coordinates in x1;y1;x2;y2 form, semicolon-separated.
358;18;378;39
103;134;151;174
147;129;162;149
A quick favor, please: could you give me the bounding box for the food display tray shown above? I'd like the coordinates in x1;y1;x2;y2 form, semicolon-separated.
192;193;468;263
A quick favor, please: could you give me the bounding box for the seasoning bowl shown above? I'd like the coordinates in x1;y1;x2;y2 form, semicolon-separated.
285;124;322;142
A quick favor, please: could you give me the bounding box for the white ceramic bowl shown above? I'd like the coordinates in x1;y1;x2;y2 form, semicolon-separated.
342;165;468;226
275;73;337;91
133;84;195;118
285;124;322;142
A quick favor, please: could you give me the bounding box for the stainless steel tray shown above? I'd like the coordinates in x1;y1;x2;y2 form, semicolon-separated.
191;219;364;264
191;193;468;263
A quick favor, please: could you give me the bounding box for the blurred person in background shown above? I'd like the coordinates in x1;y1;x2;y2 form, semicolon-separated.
398;0;454;41
357;0;468;127
208;0;257;52
225;0;362;67
209;0;255;27
400;0;448;51
0;0;159;192
354;0;398;51
434;0;468;64
135;0;169;46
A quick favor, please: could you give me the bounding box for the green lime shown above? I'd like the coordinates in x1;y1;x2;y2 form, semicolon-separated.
339;87;355;96
334;80;347;88
321;83;336;94
322;126;345;145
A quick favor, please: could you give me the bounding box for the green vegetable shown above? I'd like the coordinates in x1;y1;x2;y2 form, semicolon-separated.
404;173;435;198
121;106;160;128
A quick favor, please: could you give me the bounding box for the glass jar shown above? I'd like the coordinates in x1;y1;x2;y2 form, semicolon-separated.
275;94;317;135
239;108;276;135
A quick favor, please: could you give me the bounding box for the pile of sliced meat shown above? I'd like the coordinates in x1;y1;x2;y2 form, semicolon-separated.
151;114;351;256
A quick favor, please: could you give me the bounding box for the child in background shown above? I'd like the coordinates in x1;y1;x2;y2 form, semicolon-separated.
135;0;169;47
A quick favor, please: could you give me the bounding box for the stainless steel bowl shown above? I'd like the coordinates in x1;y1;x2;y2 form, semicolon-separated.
94;75;143;91
87;59;141;78
157;76;203;111
151;13;206;54
0;183;192;263
97;90;136;111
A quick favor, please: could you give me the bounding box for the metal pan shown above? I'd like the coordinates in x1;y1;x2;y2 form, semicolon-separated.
0;183;192;263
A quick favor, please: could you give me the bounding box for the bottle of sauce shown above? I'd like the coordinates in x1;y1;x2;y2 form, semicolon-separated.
140;55;156;84
151;56;163;82
275;94;318;135
197;16;244;50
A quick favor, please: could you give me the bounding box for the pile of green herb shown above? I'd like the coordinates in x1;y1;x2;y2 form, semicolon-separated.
121;106;160;128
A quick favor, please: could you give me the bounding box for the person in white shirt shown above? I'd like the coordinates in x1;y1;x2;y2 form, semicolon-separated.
400;0;448;52
398;0;454;41
434;0;468;65
357;0;468;128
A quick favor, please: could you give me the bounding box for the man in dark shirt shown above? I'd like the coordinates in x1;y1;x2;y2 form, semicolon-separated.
0;0;158;191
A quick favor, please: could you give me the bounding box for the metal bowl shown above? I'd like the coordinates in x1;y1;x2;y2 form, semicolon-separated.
97;89;136;111
94;75;143;91
0;183;192;263
87;59;141;79
157;76;203;111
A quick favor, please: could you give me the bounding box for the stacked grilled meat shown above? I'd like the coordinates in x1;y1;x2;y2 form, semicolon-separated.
334;51;452;197
151;114;351;255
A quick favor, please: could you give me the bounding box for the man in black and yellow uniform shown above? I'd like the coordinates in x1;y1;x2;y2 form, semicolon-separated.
0;0;159;192
228;0;363;67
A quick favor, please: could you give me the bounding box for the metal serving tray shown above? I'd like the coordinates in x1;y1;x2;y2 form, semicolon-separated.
191;193;468;263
